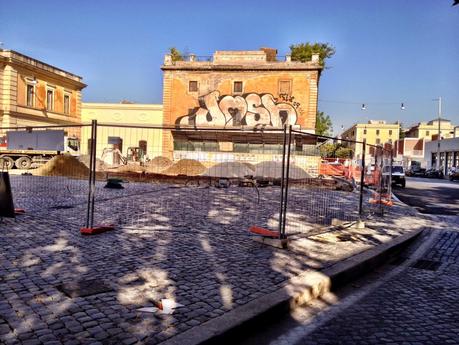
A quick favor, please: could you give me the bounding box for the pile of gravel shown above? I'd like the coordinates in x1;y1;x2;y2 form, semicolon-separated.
203;161;255;178
254;161;311;179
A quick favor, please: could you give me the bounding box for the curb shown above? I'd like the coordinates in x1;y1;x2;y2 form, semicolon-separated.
160;228;423;345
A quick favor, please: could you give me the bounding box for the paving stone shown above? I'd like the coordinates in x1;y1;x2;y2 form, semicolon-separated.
3;177;453;344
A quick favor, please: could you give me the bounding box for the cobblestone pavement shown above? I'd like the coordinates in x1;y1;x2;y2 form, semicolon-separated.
272;217;459;345
1;176;431;344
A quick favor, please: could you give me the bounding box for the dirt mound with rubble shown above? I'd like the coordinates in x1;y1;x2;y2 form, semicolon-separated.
33;154;92;178
109;163;146;173
78;155;107;171
203;161;255;178
162;159;206;176
254;161;311;179
144;156;173;173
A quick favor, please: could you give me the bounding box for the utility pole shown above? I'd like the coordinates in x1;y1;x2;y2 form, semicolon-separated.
436;97;442;171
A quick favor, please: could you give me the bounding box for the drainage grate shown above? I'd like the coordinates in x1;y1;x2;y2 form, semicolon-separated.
56;279;113;298
389;256;408;266
410;259;441;271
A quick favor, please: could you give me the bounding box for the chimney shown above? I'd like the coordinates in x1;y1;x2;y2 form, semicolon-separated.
260;47;277;62
164;54;172;65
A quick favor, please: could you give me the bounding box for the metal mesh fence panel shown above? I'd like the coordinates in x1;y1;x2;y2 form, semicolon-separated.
281;128;366;236
364;143;394;217
0;124;90;226
88;124;285;237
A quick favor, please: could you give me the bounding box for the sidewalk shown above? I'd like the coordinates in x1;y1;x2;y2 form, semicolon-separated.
0;199;435;345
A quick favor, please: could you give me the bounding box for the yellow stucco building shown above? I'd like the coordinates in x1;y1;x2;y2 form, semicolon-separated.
405;118;455;140
81;102;163;159
0;49;86;140
341;120;400;159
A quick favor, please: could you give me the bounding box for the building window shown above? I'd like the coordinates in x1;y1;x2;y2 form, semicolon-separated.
64;94;70;114
376;138;381;145
46;89;54;111
376;130;380;136
233;81;243;93
389;130;392;136
363;129;367;135
26;84;34;107
189;81;198;92
139;140;147;154
279;80;291;95
426;130;430;136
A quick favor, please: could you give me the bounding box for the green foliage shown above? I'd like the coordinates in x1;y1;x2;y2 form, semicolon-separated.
399;126;405;139
320;143;353;158
335;146;354;158
169;47;184;62
319;143;337;158
289;42;335;66
315;111;333;136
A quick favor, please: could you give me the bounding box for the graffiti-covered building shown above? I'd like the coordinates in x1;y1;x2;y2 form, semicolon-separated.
161;48;323;159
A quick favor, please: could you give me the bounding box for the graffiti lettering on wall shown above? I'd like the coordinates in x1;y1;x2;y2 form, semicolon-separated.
176;91;300;128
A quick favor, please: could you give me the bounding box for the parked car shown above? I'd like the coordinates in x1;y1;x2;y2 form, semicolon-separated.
391;166;406;188
406;166;426;177
448;167;459;181
425;168;444;179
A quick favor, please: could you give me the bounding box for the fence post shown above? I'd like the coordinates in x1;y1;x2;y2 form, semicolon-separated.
90;120;97;228
278;125;287;237
358;141;366;219
281;125;293;239
389;147;393;202
85;119;97;229
378;146;384;216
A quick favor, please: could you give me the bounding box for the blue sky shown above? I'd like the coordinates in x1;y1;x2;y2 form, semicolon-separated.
1;0;458;133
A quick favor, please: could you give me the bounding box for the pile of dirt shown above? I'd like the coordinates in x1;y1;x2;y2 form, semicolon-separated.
109;164;146;173
162;159;206;176
254;161;311;179
33;155;91;178
203;162;255;178
144;156;173;173
78;155;107;171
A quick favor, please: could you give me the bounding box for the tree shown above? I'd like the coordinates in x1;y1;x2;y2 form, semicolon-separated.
169;47;184;62
289;42;335;66
315;111;332;136
319;143;353;158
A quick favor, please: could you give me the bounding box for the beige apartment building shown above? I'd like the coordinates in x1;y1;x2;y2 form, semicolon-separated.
394;118;457;168
81;102;163;158
341;120;400;159
0;49;86;139
405;118;455;140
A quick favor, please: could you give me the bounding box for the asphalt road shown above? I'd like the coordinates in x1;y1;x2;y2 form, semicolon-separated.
392;177;459;215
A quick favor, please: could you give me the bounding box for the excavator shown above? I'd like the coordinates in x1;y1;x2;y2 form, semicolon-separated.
100;146;147;166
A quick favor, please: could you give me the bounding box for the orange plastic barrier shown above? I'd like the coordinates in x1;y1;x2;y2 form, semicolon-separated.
249;226;280;238
80;224;115;235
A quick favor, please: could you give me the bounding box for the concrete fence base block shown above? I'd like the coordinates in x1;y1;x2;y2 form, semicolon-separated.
331;218;345;226
252;236;289;249
351;220;365;229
